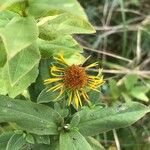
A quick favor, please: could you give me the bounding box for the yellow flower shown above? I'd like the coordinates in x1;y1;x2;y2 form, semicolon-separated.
44;55;105;108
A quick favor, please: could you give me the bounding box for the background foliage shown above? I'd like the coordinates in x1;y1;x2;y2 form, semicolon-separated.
0;0;149;150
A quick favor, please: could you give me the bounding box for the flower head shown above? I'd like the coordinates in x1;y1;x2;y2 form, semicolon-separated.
44;55;105;108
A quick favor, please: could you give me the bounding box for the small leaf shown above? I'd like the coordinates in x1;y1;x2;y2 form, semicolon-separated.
59;130;92;150
130;86;149;101
6;133;26;150
0;131;14;150
0;95;59;135
109;79;120;99
86;137;105;150
124;74;138;91
33;134;50;145
37;87;64;104
54;103;69;118
121;92;132;102
76;102;149;136
25;134;35;144
70;113;80;128
64;53;85;65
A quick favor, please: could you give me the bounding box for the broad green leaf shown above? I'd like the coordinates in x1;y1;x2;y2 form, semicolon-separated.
0;95;59;135
8;43;40;85
59;130;92;150
28;0;87;19
0;16;38;59
76;102;149;136
38;36;82;58
8;64;39;98
0;10;18;67
0;131;14;150
86;137;105;150
6;133;26;150
124;74;138;91
0;0;24;11
130;86;149;102
0;10;18;27
0;43;40;98
39;13;95;38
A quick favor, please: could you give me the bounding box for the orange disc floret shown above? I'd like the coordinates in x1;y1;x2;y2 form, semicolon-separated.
63;65;88;90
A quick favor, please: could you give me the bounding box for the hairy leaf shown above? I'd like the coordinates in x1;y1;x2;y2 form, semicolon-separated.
28;0;87;19
0;43;40;97
76;102;149;136
0;16;38;59
38;36;82;58
59;130;92;150
6;133;26;150
0;131;14;150
39;13;95;38
0;95;59;135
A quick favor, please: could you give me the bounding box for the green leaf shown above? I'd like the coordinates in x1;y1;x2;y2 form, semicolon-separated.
6;133;26;150
0;10;18;67
0;43;40;98
38;36;83;58
121;92;132;102
70;113;80;128
33;134;50;145
0;131;14;150
59;130;92;150
0;0;24;11
64;53;85;65
109;79;120;99
38;13;95;38
0;10;18;27
86;137;105;150
37;87;64;104
130;86;149;102
54;103;69;118
28;0;88;19
124;74;138;91
76;102;149;136
0;95;59;135
0;40;7;67
25;134;35;144
0;16;38;59
8;43;40;85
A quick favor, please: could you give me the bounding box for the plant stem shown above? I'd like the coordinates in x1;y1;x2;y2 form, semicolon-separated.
113;129;121;150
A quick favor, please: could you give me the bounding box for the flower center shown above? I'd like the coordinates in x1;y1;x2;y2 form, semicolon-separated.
63;65;88;90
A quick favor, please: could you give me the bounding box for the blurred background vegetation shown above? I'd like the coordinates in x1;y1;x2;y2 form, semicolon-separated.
76;0;150;150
